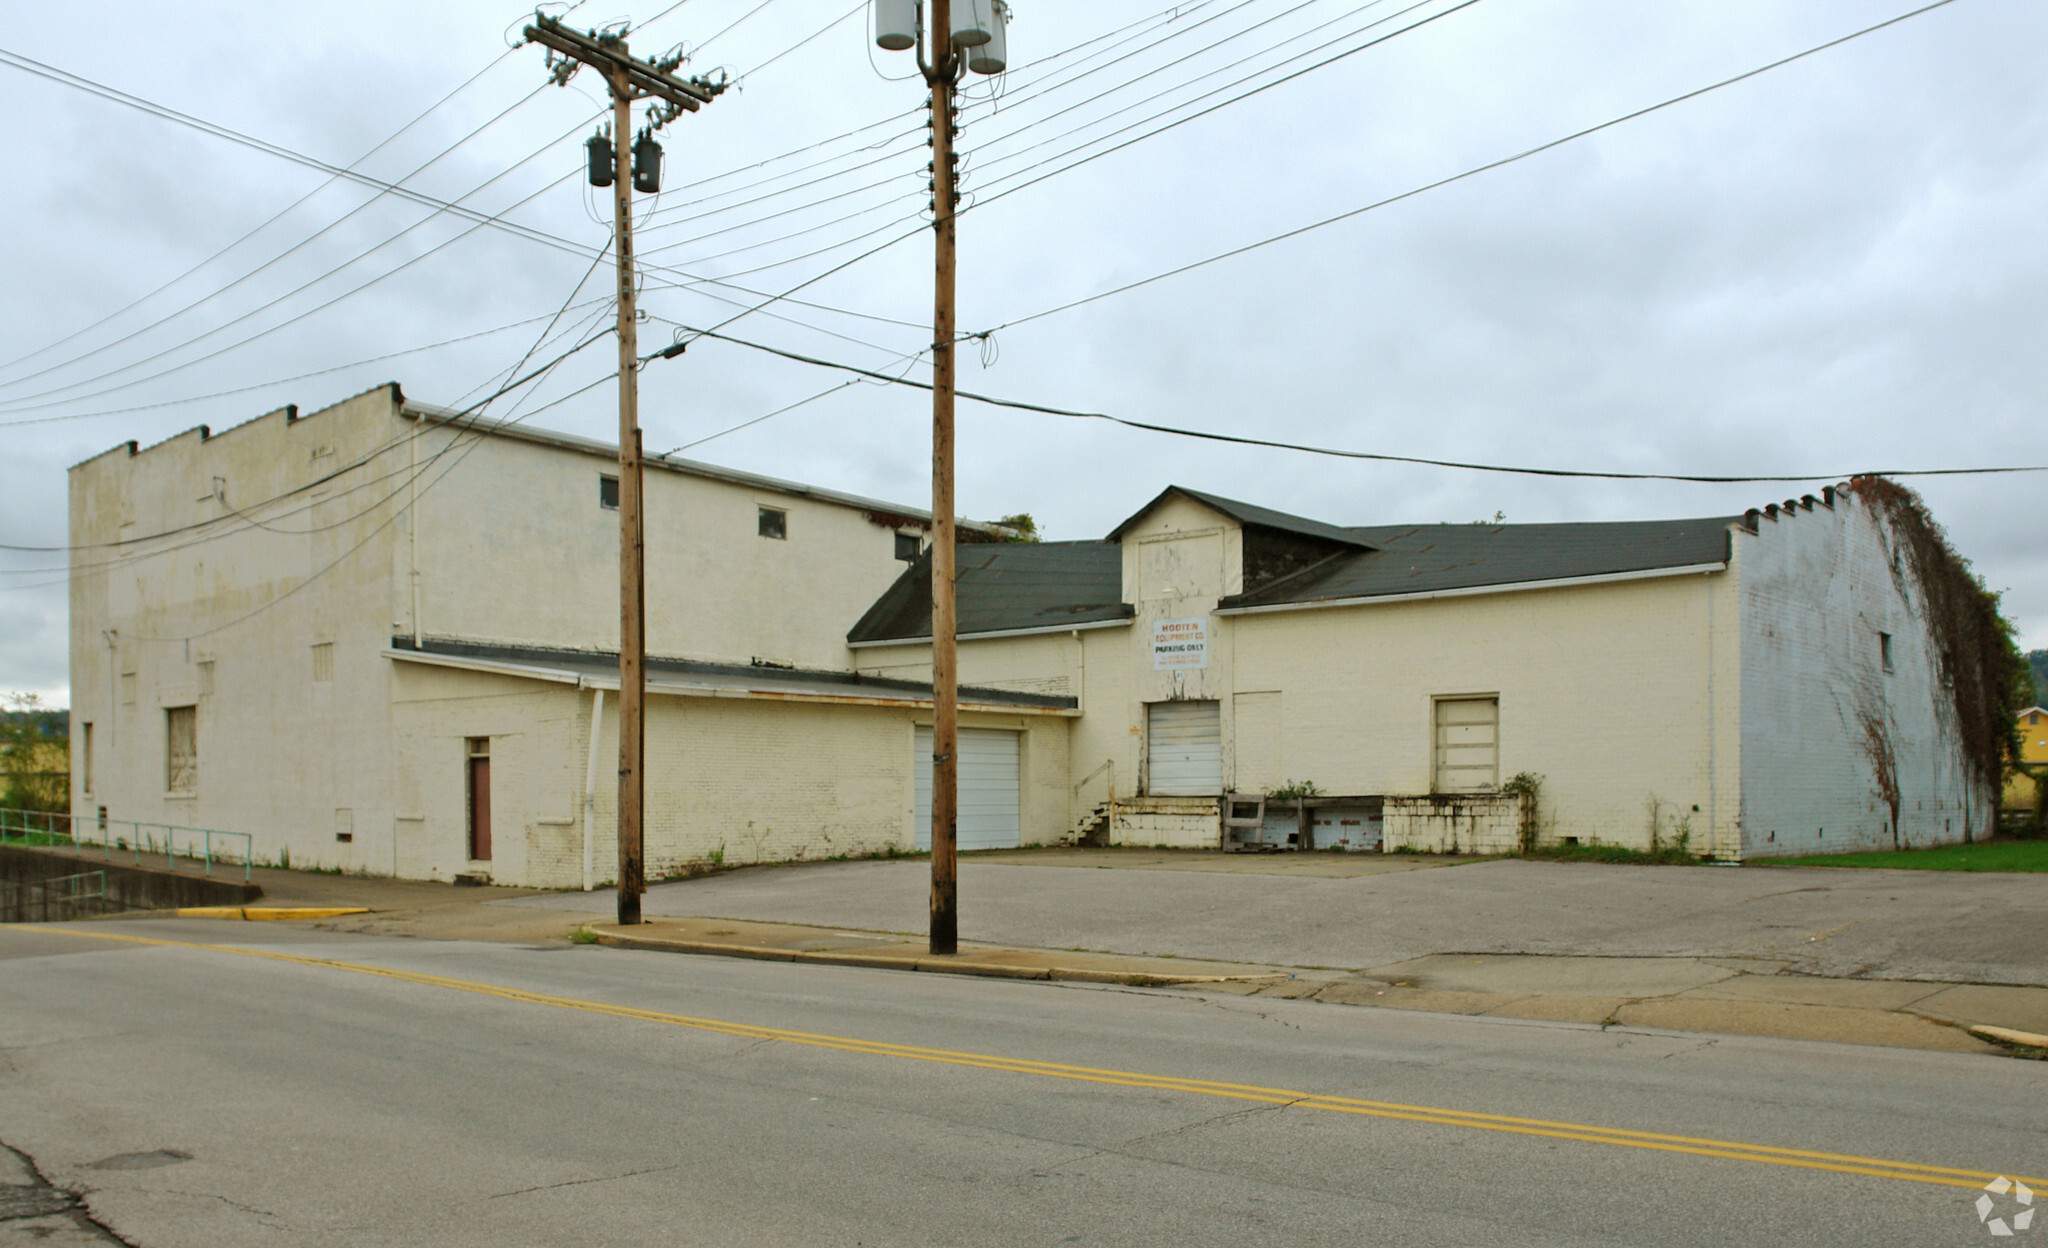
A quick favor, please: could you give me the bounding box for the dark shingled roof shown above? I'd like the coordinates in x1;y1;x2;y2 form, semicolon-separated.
847;490;1741;639
848;541;1131;645
1107;485;1370;548
1218;518;1737;610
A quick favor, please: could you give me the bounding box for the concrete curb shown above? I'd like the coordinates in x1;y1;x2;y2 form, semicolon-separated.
173;907;371;921
1969;1024;2048;1050
590;931;1284;986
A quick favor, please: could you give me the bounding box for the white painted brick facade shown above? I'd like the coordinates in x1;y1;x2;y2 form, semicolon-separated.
1735;492;1987;856
72;387;1988;884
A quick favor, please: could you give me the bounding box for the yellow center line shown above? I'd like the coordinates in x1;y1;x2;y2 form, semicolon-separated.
17;924;2040;1191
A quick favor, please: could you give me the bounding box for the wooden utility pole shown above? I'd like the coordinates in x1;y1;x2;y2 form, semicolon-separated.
524;15;724;926
923;0;962;957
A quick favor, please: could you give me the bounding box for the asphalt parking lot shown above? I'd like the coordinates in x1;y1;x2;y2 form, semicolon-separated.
509;849;2048;986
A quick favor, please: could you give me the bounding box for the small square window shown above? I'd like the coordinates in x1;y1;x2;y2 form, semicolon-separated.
758;507;787;540
599;475;619;510
895;531;921;561
1879;632;1894;674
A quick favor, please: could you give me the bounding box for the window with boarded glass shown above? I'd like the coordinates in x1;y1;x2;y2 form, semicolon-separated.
166;706;197;794
1433;697;1498;792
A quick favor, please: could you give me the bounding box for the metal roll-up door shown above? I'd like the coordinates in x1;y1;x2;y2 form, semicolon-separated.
914;727;1022;851
1146;700;1222;795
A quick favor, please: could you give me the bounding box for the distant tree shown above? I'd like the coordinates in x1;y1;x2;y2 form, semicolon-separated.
2030;649;2048;706
0;692;68;814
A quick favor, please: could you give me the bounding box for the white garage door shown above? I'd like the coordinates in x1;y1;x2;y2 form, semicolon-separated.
914;727;1021;852
1147;700;1222;796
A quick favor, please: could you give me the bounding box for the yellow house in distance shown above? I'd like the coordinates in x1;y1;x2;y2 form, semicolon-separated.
2007;706;2048;813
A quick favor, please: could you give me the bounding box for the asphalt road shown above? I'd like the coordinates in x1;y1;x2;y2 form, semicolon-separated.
511;856;2048;984
1;920;2041;1247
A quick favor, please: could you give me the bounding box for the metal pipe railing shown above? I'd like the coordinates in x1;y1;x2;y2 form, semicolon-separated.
0;808;254;883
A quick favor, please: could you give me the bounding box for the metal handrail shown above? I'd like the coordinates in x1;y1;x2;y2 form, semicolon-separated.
1072;758;1115;795
0;808;254;883
21;870;107;903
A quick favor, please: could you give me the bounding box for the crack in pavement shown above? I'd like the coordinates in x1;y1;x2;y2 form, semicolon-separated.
1112;1097;1308;1151
0;1142;139;1246
486;1163;688;1201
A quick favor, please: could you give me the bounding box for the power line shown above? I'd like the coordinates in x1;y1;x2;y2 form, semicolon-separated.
636;3;1261;239
0;300;613;429
633;1;1464;308
650;322;2048;484
0;44;521;378
733;0;865;82
972;0;1968;337
690;0;785;57
10;308;618;585
965;0;1483;211
634;3;1281;254
0;317;617;567
966;0;1312;159
0;44;917;350
0;81;556;396
0;166;585;415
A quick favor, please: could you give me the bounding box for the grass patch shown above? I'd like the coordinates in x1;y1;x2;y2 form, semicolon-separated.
1767;840;2048;873
570;925;600;945
0;831;75;849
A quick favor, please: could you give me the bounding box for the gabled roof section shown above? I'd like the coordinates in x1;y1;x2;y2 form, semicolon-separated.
1219;517;1737;611
848;541;1131;645
1105;486;1372;548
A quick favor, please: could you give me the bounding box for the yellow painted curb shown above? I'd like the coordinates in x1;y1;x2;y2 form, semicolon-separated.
1969;1024;2048;1050
174;907;370;921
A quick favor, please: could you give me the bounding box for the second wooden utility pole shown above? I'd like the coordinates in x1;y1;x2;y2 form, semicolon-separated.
524;15;724;925
925;0;962;957
876;0;1008;955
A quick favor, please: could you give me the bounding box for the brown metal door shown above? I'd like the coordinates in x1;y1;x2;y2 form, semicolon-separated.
468;753;492;861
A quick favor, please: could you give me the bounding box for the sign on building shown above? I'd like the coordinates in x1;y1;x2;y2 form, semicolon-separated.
1152;617;1208;670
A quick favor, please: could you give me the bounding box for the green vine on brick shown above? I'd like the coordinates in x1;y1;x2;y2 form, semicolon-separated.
1501;771;1544;852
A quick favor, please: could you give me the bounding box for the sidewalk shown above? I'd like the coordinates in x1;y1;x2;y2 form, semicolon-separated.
588;916;1285;985
63;852;2046;1058
1213;952;2048;1057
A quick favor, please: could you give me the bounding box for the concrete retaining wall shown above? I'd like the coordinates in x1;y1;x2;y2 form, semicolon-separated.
0;844;262;921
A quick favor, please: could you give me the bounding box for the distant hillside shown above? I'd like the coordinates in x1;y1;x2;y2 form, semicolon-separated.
2033;649;2048;707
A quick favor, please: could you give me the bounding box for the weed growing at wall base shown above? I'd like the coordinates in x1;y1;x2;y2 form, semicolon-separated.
1523;833;1703;865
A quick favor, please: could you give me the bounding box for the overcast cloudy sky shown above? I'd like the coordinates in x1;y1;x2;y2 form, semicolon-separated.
2;0;2042;705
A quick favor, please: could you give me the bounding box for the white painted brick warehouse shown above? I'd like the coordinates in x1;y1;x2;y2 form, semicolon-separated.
68;388;1992;885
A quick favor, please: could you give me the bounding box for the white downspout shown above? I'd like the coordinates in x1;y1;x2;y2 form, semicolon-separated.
1707;570;1718;858
582;686;606;891
409;421;423;648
